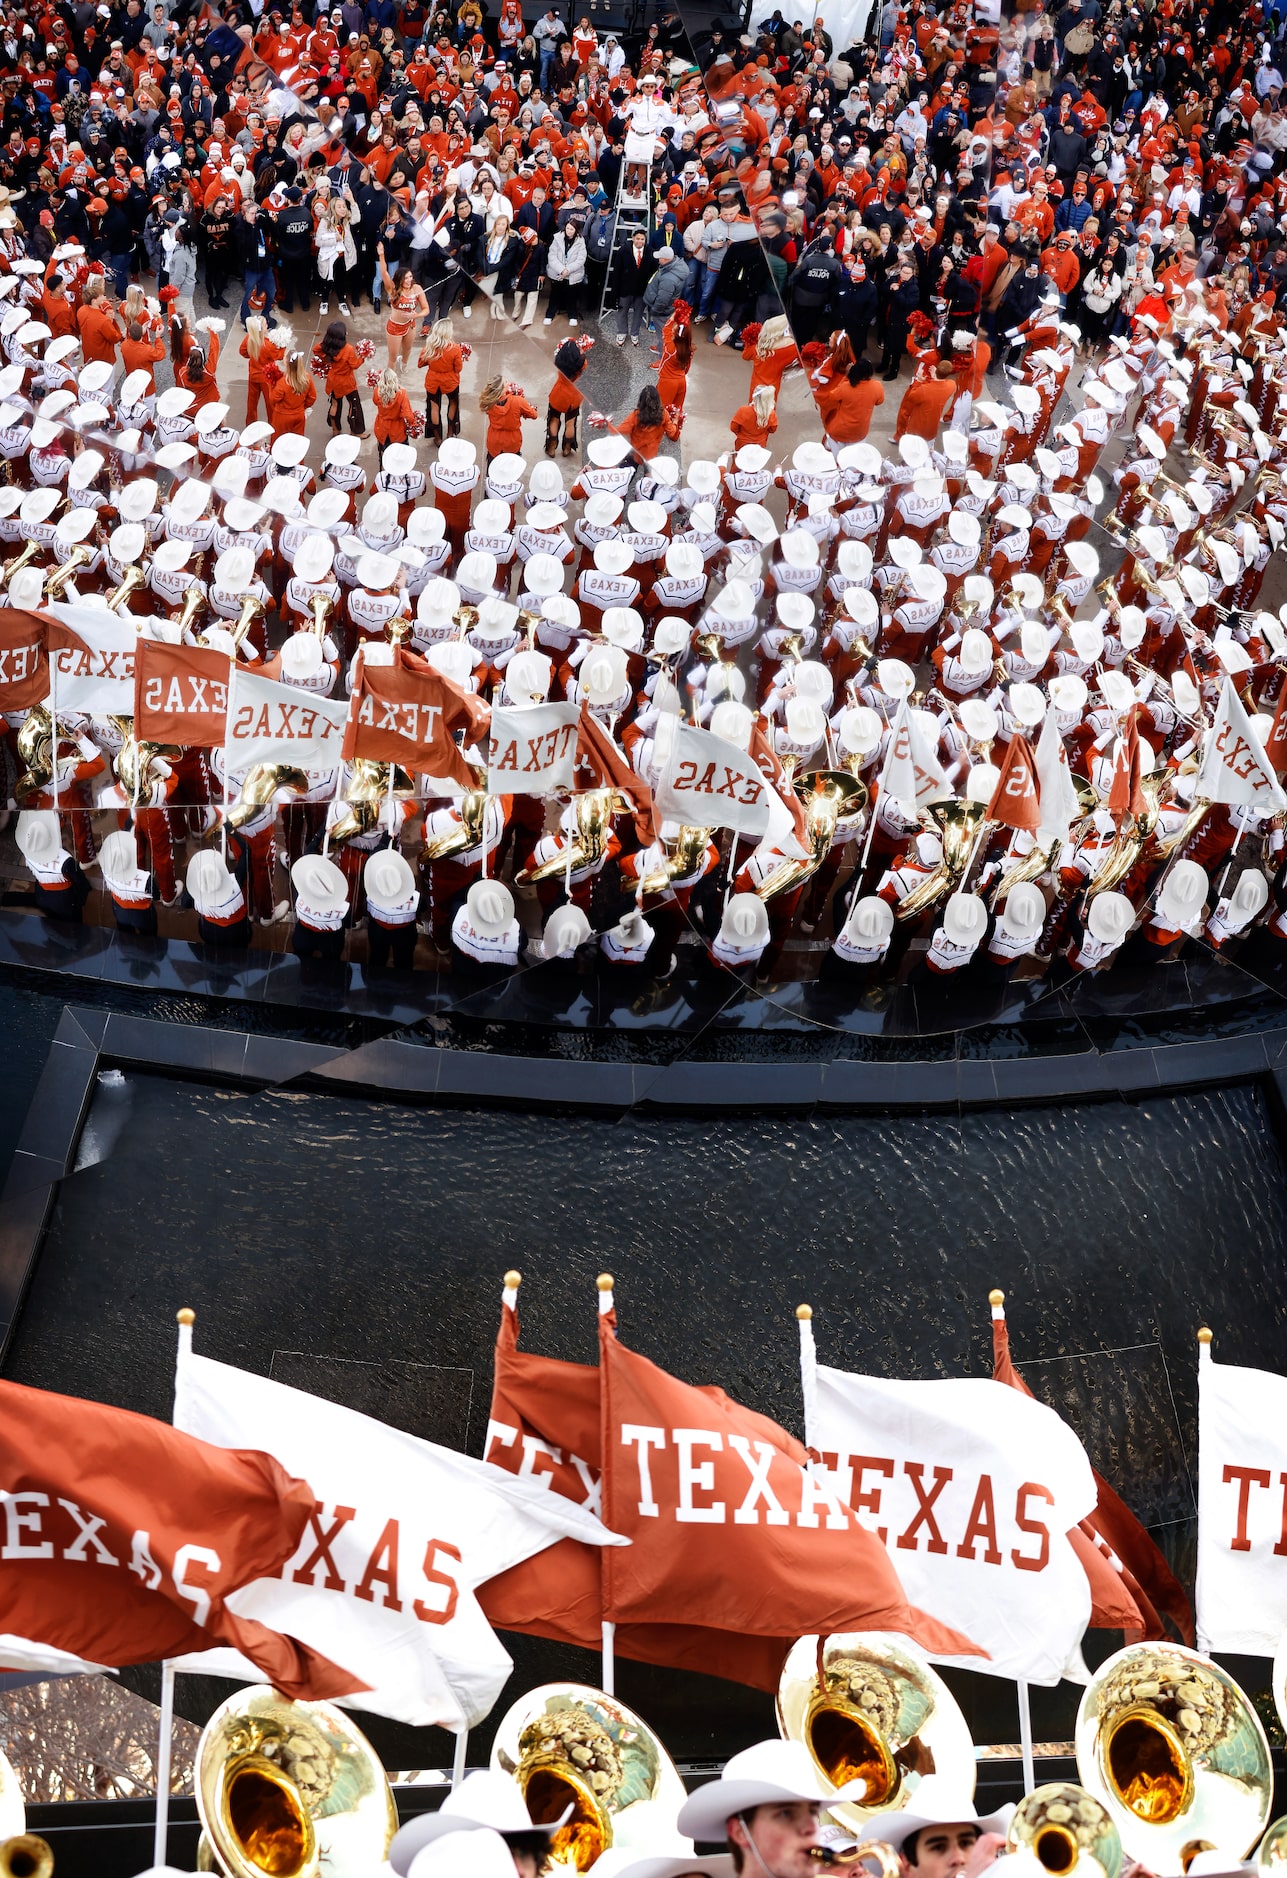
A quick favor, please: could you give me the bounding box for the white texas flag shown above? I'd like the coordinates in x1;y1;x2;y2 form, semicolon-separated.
654;718;776;835
226;665;349;771
1196;678;1287;813
1196;1342;1287;1655
173;1350;627;1729
486;701;580;795
881;697;953;810
800;1313;1097;1685
45;604;138;712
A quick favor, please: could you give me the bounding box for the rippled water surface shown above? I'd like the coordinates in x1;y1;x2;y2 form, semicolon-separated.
6;1068;1285;1762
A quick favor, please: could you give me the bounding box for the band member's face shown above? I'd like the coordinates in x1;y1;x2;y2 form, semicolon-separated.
902;1825;982;1878
729;1802;824;1878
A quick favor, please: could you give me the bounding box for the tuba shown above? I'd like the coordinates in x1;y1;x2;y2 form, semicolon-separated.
0;1744;51;1878
756;770;868;903
2;539;45;586
895;797;990;923
778;1633;974;1832
1259;1819;1287;1873
1084;776;1164;901
420;784;489;862
327;759;415;845
987;834;1061;909
14;706;83;803
1075;1644;1272;1867
105;559;148;615
225;762;309;830
491;1683;687;1873
112;716;183;801
1007;1784;1123;1878
194;1686;396;1878
636;823;714;896
519;788;617;884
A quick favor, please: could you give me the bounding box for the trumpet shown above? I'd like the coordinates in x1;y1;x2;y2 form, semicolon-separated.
308;590;335;639
807;1845;902;1878
43;543;95;599
105;560;147;615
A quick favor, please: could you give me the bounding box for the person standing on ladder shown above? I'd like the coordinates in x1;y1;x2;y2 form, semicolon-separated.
620;72;674;202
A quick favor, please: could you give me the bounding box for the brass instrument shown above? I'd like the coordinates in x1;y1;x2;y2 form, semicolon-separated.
43;544;94;599
420;786;489;861
895;798;990;923
171;582;207;640
1007;1784;1123;1878
778;1633;974;1831
519;789;617;884
308;590;334;640
1084;776;1164;902
14;705;83;803
517;606;542;650
1075;1643;1272;1866
111;716;183;802
757;771;868;902
453;601;480;639
637;823;714;896
807;1844;902;1878
0;1744;30;1844
0;1840;52;1878
491;1683;687;1874
232;592;266;647
2;539;45;585
1258;1817;1287;1873
328;759;415;844
105;560;147;615
988;836;1060;910
195;1685;396;1878
1153;795;1210;862
1050;594;1079;633
226;762;309;831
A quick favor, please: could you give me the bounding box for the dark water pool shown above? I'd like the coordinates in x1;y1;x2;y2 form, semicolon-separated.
6;1066;1286;1765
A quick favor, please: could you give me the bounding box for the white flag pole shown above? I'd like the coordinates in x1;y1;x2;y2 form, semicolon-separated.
155;1305;195;1867
598;1272;616;1696
1016;1680;1036;1796
221;665;235;864
797;1304;818;1449
50;649;59;814
450;1727;468;1791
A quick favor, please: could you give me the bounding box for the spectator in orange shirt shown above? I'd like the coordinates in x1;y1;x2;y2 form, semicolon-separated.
894;360;958;442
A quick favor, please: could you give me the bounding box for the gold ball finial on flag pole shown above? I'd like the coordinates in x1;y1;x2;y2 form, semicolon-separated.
989;1289;1005;1307
597;1273;614;1291
796;1304;812;1320
1198;1325;1213;1344
176;1308;195;1326
505;1270;522;1289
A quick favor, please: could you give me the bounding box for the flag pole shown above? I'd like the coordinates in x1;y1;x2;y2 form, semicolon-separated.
155;1305;195;1867
1016;1679;1036;1796
450;1727;468;1791
598;1272;615;1696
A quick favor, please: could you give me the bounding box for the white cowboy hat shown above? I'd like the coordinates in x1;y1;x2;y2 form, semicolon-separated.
294;534;335;583
55;507;96;546
842;893;894;947
1006;461;1039;491
1049;674;1088;715
686;459;721;495
151;539;192;574
465;880;515;936
472;499;511;535
426;642;475;687
594;538;634;577
523;552;564;597
529;465;567;507
241;421;274;448
169;479;212;524
859;1775;1012;1854
109;522;146;566
897;434;929;469
407;508;446;547
292;855;348;912
1070;621;1105;663
776;592;815;633
439;437;477;471
15;809;60;863
195;402;230;437
584;493;625;528
716;893;770;953
325;434;362;466
837;441;882;478
281;631;323;691
527;502;567;533
383;443;418;476
678;1741;862;1844
543;905;591;958
1009;683;1046;727
364;849;415;905
736;503;777;545
877;658;916;700
839;706;883;757
1000;881;1045;942
1087;891;1134;943
602;607;644;651
783;696;825;749
1063;541;1099;579
20;485;60;525
628;499;668;535
67;449;105;490
959;629;992;675
909;566;947;606
652;617;692;658
948;511;980;548
117;479;159;522
581;645;629;704
665;541;703;580
154;442;198;471
307;489;349;532
710;699;753;749
187;849;234;905
408;1829;518;1878
505;649;552;701
490;452;527;484
213;456;251;501
1155;859;1207;929
1099;670;1135;714
357;551;398;591
734;443;771;472
155;387;195;418
457;549;500;595
943;890;987;946
391;1772;567;1873
779;529;819;570
224;497;266;533
587;435;633;467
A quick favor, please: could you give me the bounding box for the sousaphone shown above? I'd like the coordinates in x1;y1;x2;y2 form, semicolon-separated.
194;1686;396;1878
777;1633;975;1832
0;1744;53;1878
1007;1783;1123;1878
1075;1644;1271;1867
490;1683;687;1872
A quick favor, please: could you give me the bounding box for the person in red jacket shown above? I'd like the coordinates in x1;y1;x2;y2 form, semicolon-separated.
894;359;958;441
174;321;223;414
266;350;317;438
730;384;779;451
480;373;537;466
315;319;368;437
373;365;414;462
819;359;885;444
239;316;286;427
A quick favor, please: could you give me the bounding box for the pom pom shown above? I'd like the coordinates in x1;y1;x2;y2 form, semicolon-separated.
157;284;179;303
741;320;763;349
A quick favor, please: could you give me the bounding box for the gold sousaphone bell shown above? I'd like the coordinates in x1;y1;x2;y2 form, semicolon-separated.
777;1633;975;1832
490;1682;688;1872
1007;1783;1123;1878
194;1686;396;1878
0;1743;53;1878
1075;1644;1272;1867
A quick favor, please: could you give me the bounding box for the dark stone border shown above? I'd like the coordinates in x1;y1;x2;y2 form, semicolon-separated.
7;1001;1287;1371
